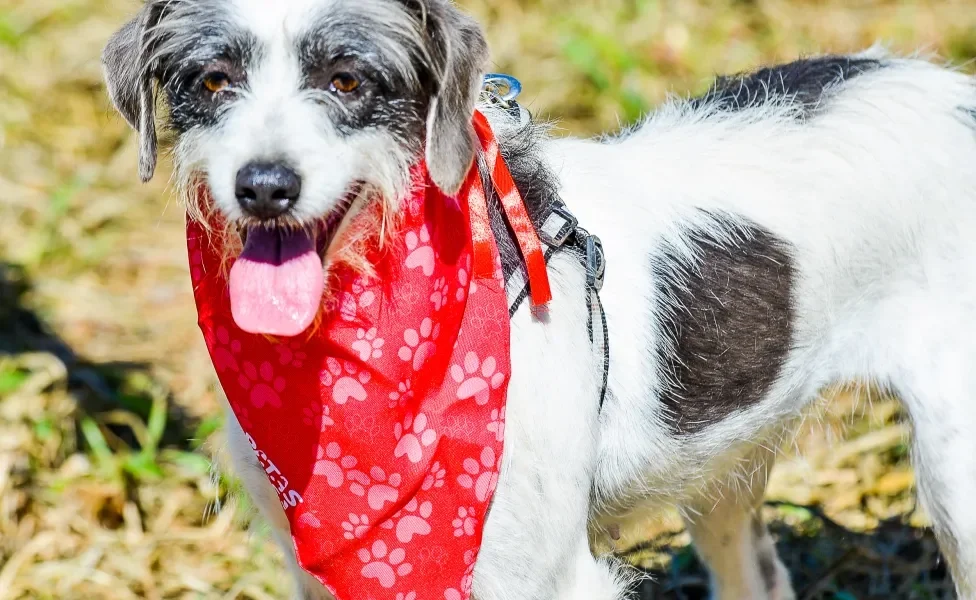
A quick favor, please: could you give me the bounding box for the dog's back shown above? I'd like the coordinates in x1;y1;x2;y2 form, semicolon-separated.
543;50;976;597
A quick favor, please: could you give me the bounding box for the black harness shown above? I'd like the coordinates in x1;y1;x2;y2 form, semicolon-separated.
482;74;611;410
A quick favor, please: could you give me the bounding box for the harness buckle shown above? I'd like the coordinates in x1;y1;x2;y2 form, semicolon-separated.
539;204;578;248
585;234;606;292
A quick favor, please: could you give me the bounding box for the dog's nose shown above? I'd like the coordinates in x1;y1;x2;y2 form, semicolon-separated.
235;162;302;220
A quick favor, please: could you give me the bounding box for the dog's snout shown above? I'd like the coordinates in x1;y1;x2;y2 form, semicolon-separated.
235;162;302;220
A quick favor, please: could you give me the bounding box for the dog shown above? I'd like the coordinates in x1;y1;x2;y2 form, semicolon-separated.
102;1;976;598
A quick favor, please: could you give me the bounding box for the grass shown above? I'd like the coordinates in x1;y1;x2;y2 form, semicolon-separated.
2;0;976;598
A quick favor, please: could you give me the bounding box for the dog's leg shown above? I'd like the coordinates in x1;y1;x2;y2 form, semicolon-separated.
682;446;794;600
471;255;631;600
893;346;976;598
221;404;335;600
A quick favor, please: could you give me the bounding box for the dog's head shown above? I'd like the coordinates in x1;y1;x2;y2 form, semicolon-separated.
103;0;489;335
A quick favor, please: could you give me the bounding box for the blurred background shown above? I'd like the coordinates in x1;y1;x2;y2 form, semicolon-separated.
2;0;976;598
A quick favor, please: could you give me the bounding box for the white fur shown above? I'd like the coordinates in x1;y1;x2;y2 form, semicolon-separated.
188;25;976;600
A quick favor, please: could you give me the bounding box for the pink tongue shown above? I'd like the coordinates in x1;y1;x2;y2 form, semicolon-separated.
229;227;324;337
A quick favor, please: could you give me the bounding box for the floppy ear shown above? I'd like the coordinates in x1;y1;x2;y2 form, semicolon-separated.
424;3;489;195
102;4;164;182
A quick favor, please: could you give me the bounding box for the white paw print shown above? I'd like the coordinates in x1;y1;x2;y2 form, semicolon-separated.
456;255;478;302
396;593;417;600
487;407;505;442
339;280;377;321
321;357;372;405
422;461;446;491
212;326;242;373
358;540;413;589
352;327;385;361
404;225;435;276
302;403;335;431
298;511;321;529
444;549;477;599
349;466;402;510
381;498;434;543
188;235;204;284
394;413;437;464
450;352;506;405
275;341;307;368
388;379;414;409
238;361;286;409
342;513;371;540
430;277;450;310
458;446;501;503
452;506;478;537
399;318;441;371
314;442;358;488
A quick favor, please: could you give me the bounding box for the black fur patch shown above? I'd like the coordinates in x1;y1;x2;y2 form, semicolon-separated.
690;55;884;118
753;515;780;593
653;216;795;435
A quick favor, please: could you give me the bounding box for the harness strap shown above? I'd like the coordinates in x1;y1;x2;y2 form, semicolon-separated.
482;76;610;410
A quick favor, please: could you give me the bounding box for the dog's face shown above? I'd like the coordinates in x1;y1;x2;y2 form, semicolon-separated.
103;0;488;336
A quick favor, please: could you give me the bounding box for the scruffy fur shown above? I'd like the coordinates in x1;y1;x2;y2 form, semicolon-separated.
104;1;976;598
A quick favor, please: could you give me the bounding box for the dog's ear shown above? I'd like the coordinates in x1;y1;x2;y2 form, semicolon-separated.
102;4;165;182
423;2;489;195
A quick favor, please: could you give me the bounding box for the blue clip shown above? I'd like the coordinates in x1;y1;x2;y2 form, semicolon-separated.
483;73;522;103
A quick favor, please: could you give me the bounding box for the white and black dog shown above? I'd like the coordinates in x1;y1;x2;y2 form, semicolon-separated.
103;0;976;598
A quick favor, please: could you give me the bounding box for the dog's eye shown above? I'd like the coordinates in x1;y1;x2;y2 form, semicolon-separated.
330;73;360;95
202;72;232;94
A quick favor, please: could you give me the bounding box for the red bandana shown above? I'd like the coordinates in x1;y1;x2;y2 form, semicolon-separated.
188;111;549;600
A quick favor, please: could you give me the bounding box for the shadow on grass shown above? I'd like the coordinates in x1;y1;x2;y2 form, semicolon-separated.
628;503;954;600
0;261;204;454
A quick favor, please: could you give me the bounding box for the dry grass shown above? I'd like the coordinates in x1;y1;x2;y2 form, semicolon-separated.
2;0;976;598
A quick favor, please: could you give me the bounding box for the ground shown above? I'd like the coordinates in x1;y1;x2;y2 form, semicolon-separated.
1;0;975;598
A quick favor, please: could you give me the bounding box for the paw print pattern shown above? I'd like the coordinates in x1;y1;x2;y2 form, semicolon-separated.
238;361;285;409
452;507;477;537
394;413;437;464
399;318;441;371
430;277;450;310
458;447;500;503
404;225;435;276
358;541;413;589
388;379;414;409
396;593;417;600
275;341;307;368
450;352;506;405
443;550;477;600
298;511;322;529
422;461;446;491
487;407;506;442
188;237;204;284
455;255;477;302
352;328;385;361
314;442;358;488
342;513;371;540
321;357;372;405
302;403;335;431
349;466;403;510
381;498;434;543
229;401;253;431
212;326;242;373
339;280;377;322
